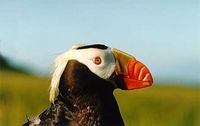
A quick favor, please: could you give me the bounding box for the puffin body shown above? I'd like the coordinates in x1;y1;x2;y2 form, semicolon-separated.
23;44;153;126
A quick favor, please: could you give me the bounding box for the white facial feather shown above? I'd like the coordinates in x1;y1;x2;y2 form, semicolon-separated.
49;45;116;103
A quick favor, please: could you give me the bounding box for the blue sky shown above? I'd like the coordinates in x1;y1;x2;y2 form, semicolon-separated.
0;0;200;85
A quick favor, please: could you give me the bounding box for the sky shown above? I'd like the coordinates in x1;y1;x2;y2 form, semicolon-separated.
0;0;200;85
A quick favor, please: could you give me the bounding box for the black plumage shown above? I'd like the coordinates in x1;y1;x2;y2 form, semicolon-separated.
23;60;124;126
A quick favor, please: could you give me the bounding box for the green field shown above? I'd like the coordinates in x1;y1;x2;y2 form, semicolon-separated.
0;71;200;126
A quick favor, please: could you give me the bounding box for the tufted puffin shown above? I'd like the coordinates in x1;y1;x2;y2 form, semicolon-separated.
23;44;153;126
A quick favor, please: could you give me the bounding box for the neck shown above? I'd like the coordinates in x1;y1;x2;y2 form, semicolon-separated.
56;87;124;126
58;79;116;111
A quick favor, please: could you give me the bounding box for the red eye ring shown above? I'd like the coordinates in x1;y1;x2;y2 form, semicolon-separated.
93;56;102;65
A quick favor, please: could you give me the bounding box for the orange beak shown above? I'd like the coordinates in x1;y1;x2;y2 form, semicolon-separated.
111;48;153;90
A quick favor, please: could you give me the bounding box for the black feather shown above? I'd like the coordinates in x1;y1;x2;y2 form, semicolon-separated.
76;44;108;50
23;60;124;126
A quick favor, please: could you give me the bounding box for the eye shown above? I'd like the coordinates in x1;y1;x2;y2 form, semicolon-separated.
93;56;102;65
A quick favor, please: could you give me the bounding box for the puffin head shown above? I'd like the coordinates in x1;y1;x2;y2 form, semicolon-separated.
49;44;153;103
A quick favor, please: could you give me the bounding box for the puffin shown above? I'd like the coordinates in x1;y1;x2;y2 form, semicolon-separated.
23;44;153;126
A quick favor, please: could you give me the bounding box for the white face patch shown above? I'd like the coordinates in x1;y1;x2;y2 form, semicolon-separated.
49;45;116;103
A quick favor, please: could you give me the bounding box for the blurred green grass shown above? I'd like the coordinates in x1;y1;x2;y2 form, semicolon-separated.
0;71;200;126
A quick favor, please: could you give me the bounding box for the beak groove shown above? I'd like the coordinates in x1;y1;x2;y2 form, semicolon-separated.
129;60;153;83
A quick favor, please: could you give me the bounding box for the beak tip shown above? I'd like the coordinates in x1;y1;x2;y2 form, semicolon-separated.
143;73;153;86
146;80;153;87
